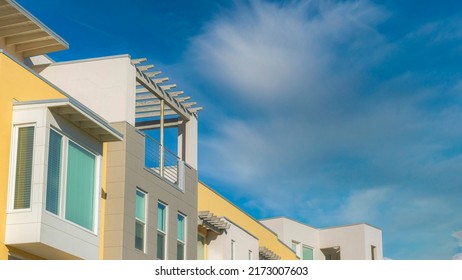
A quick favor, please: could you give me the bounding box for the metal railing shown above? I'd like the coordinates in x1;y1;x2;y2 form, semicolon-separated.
144;133;184;190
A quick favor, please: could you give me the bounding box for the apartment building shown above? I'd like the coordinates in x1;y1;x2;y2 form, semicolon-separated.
1;0;201;260
38;55;201;260
261;217;383;260
198;182;298;260
0;0;122;259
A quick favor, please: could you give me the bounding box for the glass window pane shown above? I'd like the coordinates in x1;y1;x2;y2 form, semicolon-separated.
303;246;314;260
157;203;166;231
157;232;165;259
65;142;95;230
46;130;62;214
177;214;185;241
135;220;144;251
177;242;184;260
14;126;34;209
136;190;145;222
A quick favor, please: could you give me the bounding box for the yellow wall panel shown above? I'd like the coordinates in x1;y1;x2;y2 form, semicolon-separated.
198;182;297;260
0;53;66;259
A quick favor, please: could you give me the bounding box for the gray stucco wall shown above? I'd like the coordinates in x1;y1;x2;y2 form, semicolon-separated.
103;122;198;260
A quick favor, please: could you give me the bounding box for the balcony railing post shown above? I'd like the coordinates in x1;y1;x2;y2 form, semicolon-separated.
159;99;165;176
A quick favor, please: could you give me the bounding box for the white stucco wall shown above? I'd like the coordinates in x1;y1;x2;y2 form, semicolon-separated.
39;55;136;126
206;218;259;260
261;218;321;259
262;217;383;260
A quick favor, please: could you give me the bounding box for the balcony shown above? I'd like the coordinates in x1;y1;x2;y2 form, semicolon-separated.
144;133;184;190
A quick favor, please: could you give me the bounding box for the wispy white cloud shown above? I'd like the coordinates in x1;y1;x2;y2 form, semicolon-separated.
187;0;462;259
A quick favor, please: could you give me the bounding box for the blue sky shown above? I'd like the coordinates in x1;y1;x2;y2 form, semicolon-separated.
17;0;462;260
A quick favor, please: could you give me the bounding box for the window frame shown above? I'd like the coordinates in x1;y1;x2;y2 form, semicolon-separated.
135;188;147;253
291;241;301;258
197;233;206;260
43;127;101;233
230;239;236;260
157;201;168;259
177;212;186;260
8;123;36;212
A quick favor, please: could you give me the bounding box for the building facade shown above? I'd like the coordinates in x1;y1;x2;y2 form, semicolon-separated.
38;55;201;260
198;182;298;260
1;0;201;260
1;0;121;260
261;217;383;260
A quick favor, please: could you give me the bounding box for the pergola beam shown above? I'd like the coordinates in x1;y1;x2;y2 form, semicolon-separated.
131;58;147;65
135;68;191;120
136;109;178;118
137;64;154;71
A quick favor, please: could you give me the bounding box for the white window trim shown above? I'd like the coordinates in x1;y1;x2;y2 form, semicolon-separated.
157;201;168;260
8;123;36;213
44;127;101;234
135;188;147;253
177;212;187;260
292;241;301;258
231;239;236;260
197;232;207;260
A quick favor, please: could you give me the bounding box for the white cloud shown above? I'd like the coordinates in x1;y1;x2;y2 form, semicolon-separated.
191;0;389;107
336;186;391;223
454;231;462;247
188;0;462;259
453;231;462;240
452;253;462;260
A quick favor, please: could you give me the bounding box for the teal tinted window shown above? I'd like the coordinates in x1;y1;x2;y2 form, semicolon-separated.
65;142;95;230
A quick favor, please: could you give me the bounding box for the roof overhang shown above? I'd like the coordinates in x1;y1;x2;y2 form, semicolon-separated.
0;0;68;57
13;98;123;142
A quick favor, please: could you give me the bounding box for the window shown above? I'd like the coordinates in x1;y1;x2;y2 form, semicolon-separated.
248;250;252;260
44;128;99;231
46;129;62;214
157;202;167;259
302;245;314;260
12;125;35;210
177;213;186;260
197;234;206;260
135;189;146;252
231;240;235;260
65;142;96;230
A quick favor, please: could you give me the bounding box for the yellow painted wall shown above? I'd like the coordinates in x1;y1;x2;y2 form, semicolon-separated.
198;182;298;260
99;143;108;259
0;52;66;259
